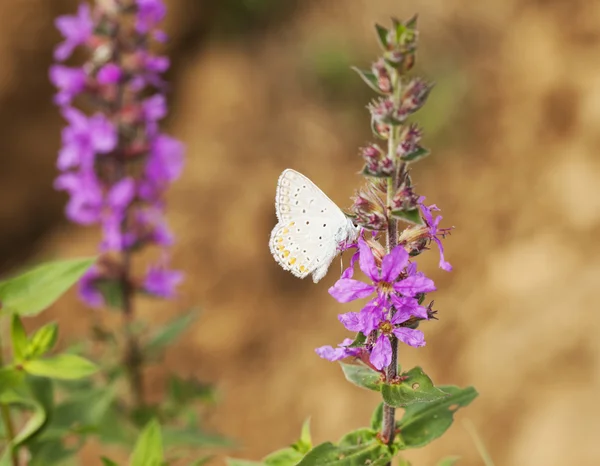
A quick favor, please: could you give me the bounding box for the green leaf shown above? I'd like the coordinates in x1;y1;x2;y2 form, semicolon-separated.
264;448;304;466
101;458;120;466
338;428;376;447
437;457;460;466
370;403;384;431
351;67;384;95
10;314;28;361
347;332;366;348
0;389;46;446
374;24;389;49
227;460;265;466
293;417;312;453
146;310;197;354
390;208;424;226
23;354;98;380
130;419;163;466
396;385;478;449
0;258;95;316
401;146;430;163
297;440;392;466
40;385;117;441
162;426;232;449
0;368;24;393
26;322;59;359
381;367;448;408
339;362;382;391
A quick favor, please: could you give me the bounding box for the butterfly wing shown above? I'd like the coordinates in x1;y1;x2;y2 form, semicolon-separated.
270;169;350;282
275;169;346;224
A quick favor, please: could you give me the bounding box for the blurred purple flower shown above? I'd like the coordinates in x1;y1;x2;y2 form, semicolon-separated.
97;64;122;85
135;0;167;33
143;261;183;298
315;338;362;362
79;266;105;308
57;109;117;170
54;3;94;61
419;197;453;271
49;65;86;106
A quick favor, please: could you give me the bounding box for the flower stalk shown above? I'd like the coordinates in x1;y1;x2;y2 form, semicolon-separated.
50;0;184;408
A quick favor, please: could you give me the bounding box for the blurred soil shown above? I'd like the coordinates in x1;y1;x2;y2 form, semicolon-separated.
2;0;600;465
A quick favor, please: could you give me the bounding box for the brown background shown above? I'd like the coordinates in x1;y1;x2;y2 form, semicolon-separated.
1;0;599;465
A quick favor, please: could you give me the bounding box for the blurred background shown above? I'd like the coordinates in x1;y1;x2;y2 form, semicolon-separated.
1;0;600;464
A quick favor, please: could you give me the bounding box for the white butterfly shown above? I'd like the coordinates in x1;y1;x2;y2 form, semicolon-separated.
269;169;360;283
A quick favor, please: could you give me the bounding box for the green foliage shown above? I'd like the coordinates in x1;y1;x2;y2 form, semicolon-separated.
23;354;98;380
390;207;424;226
395;386;479;449
339;362;382;391
129;419;164;466
0;258;94;316
381;367;448;407
351;67;385;95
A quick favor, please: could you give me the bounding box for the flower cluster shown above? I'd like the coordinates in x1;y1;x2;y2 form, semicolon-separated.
316;17;452;372
50;1;183;306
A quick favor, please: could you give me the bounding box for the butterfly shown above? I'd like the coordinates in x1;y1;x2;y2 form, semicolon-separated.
269;169;360;283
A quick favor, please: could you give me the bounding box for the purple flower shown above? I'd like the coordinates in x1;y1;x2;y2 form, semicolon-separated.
135;0;167;33
54;3;94;61
138;134;184;200
315;338;362;362
339;307;425;370
143;261;183;298
97;64;122;85
49;65;86;106
54;171;103;224
79;266;104;308
58;109;117;170
419;197;452;271
329;237;434;319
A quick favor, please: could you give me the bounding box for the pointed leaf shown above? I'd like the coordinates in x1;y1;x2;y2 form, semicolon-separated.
263;448;304;466
351;67;384;95
339;362;382;391
401;146;430;163
130;419;163;466
381;367;448;407
347;332;366;348
10;314;28;362
146;310;197;354
374;24;390;49
391;208;424;226
338;428;376;447
396;385;478;449
23;354;98;380
294;417;312;453
26;322;59;359
0;258;95;316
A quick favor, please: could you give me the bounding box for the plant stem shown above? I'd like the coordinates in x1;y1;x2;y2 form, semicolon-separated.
109;20;145;410
122;250;145;408
381;70;401;448
0;349;18;466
